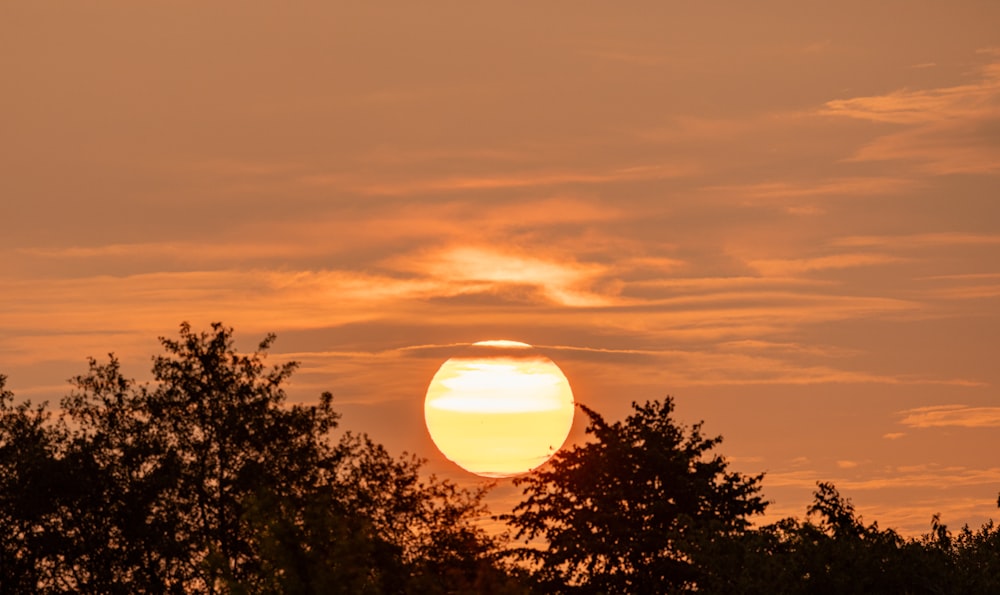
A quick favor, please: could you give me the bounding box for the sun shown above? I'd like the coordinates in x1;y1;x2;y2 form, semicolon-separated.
424;340;575;478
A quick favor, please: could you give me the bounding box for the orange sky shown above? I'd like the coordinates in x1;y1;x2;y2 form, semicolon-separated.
2;1;999;534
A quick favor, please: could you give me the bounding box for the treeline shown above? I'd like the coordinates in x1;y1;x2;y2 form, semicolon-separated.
1;324;997;594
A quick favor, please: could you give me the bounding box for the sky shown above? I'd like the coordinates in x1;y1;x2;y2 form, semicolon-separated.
2;1;999;535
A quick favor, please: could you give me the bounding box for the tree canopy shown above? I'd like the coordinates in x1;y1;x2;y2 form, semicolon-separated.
502;398;767;593
0;323;515;594
1;323;997;594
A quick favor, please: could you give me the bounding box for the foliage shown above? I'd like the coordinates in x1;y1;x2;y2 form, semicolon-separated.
500;397;1000;595
501;398;768;594
910;513;1000;595
0;374;65;592
3;326;999;593
0;323;512;594
719;483;1000;595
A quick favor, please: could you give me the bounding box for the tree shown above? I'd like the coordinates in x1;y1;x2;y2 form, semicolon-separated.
774;482;913;594
40;322;342;592
0;323;515;594
502;398;767;594
913;510;1000;595
9;325;997;593
238;431;527;595
726;482;1000;595
0;375;67;592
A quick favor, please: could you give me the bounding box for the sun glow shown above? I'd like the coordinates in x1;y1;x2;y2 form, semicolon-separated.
424;341;575;477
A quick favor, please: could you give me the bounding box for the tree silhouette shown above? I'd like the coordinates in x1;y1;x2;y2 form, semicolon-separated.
717;483;1000;595
502;398;767;594
0;323;512;594
3;325;999;593
0;374;65;592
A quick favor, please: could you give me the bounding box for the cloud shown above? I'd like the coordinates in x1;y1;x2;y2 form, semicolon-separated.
2;264;913;350
12;225;981;394
920;272;1000;281
693;174;914;223
851;123;1000;174
727;455;766;464
704;177;915;201
766;464;1000;491
353;163;694;196
542;340;978;388
578;290;923;346
745;253;904;276
17;241;313;262
898;405;1000;428
821;75;998;125
844;467;1000;490
914;272;1000;301
883;432;906;440
834;232;1000;249
627;276;833;293
267;321;983;397
867;496;998;538
0;269;464;339
923;284;1000;300
385;245;616;307
820;58;1000;174
9;196;632;279
715;339;860;358
785;205;826;216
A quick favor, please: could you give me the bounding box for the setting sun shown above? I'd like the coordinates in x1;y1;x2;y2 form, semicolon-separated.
424;341;575;477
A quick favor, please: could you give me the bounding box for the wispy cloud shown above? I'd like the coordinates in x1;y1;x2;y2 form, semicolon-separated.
704;177;915;201
923;284;1000;300
16;241;314;262
276;337;982;405
385;245;616;307
628;276;834;293
0;269;463;338
353;163;694;196
914;272;1000;300
820;58;1000;173
766;464;1000;491
714;339;860;358
821;74;998;125
834;232;1000;249
899;405;1000;428
10;197;631;276
920;272;1000;281
543;340;978;388
745;253;904;276
586;291;922;345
